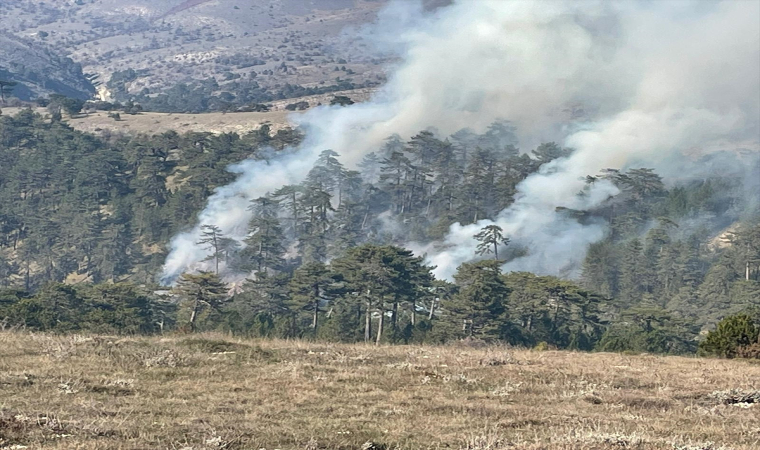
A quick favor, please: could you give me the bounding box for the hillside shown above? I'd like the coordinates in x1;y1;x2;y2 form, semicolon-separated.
1;0;390;108
0;108;758;356
1;332;758;449
0;33;95;101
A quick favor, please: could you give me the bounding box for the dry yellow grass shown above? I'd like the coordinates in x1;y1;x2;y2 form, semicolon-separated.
1;88;376;137
1;107;296;136
1;332;759;450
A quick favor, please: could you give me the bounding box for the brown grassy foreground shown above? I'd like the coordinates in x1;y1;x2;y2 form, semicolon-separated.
1;332;759;450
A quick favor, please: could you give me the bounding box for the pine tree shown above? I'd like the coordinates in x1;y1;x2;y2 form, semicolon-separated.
729;224;760;281
430;138;461;217
197;225;225;274
272;184;305;238
458;148;497;223
580;240;618;299
448;260;508;340
358;152;381;184
332;245;433;344
531;142;569;164
306;150;344;195
449;128;478;170
174;272;228;332
288;262;338;336
474;224;510;260
379;150;412;215
618;238;647;307
240;196;286;274
299;189;333;263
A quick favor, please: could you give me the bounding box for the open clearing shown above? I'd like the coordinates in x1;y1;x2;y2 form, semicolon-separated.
1;332;759;449
1;106;294;136
1;87;377;136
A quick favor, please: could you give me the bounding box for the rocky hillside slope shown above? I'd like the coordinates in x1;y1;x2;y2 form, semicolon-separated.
0;32;95;101
1;0;390;104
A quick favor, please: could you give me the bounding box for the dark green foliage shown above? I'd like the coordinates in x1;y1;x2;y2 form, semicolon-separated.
0;80;17;103
239;196;286;274
0;282;157;333
330;95;355;106
699;314;759;358
49;94;85;116
448;260;508;341
106;70;376;113
596;323;695;355
0;111;295;288
595;305;697;355
331;244;434;344
288;262;339;336
174;272;229;332
0;108;758;356
502;272;605;349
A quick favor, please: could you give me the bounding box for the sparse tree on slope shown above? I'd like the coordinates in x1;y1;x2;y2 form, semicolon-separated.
197;224;225;274
474;224;510;260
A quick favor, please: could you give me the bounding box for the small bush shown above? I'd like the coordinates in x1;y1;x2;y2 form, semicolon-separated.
699;314;759;358
533;341;549;351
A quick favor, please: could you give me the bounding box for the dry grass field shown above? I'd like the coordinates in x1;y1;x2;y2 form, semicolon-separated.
1;87;376;136
1;332;759;450
1;107;294;136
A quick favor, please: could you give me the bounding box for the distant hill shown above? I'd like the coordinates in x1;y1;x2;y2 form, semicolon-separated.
0;33;96;101
0;0;388;109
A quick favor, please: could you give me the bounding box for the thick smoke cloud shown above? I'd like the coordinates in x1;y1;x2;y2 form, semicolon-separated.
162;0;759;283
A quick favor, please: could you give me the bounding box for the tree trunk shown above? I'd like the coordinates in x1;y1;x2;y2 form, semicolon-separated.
376;305;384;346
189;299;200;332
364;291;372;342
747;261;751;281
428;298;437;320
312;300;319;333
24;262;30;291
292;192;299;228
391;301;398;330
213;233;219;274
411;298;416;326
312;283;320;333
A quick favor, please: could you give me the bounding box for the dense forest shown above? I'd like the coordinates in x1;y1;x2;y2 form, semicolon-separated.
0;109;759;355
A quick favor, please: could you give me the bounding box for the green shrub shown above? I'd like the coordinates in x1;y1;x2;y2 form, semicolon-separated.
699;314;759;358
595;323;695;355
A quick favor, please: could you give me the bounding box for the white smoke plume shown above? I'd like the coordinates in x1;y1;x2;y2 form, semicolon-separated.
162;0;760;283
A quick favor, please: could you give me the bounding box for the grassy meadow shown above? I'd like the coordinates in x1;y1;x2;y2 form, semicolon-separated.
1;332;759;449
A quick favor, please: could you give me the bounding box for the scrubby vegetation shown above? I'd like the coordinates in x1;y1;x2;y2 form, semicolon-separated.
106;69;378;113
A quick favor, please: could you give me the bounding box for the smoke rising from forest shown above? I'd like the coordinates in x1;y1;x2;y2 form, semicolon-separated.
162;0;760;283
